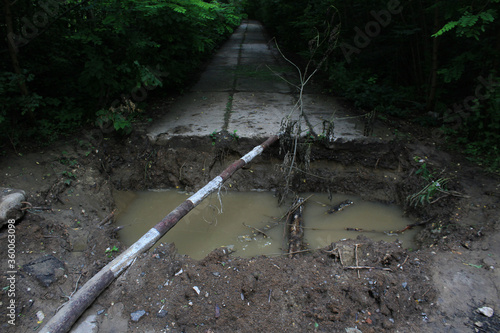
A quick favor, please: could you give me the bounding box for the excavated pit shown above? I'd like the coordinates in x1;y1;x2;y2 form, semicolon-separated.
5;129;497;333
107;135;448;254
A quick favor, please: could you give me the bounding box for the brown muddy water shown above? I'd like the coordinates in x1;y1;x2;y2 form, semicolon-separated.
113;190;420;260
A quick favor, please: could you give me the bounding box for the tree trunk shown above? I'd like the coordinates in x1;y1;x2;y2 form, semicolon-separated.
39;135;279;333
4;0;29;97
3;0;38;124
426;5;440;112
287;197;304;258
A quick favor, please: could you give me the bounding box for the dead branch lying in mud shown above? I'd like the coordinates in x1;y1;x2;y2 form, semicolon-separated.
345;218;434;235
287;197;305;258
344;266;392;272
243;222;270;238
39;135;278;333
98;209;116;227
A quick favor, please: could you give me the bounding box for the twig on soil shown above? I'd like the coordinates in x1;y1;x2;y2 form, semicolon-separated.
397;255;409;270
98;210;115;227
323;247;344;266
243;223;270;238
20;202;52;211
338;247;344;266
271;249;313;256
56;273;83;313
355;244;360;278
345;218;434;235
344;266;392;271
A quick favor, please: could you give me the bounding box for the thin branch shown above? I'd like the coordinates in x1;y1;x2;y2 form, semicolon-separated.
242;223;270;239
344;266;392;271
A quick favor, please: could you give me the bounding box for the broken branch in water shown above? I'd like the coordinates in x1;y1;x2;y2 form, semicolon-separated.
287;197;305;258
345;218;434;235
98;210;116;227
280;194;313;221
242;223;270;238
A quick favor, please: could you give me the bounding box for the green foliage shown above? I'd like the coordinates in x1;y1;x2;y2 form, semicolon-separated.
246;0;499;170
413;156;434;181
444;78;500;171
432;4;498;40
408;156;450;206
1;0;245;144
408;178;449;207
105;245;119;257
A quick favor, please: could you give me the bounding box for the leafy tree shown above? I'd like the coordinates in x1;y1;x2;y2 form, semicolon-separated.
1;0;244;145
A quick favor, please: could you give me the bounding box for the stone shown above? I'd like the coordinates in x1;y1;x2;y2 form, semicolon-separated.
157;309;168;318
68;229;89;252
0;187;26;227
131;310;146;322
99;302;128;332
482;257;496;269
71;314;98;333
23;255;65;287
345;328;363;333
477;306;494;317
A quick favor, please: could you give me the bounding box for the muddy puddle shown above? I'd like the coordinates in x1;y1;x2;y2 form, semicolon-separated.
113;190;420;259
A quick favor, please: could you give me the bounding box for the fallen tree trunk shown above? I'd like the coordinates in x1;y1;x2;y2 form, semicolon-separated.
287;197;305;258
39;135;278;333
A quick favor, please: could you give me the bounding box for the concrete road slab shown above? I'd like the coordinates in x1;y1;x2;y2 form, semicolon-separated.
300;94;363;140
239;55;277;65
209;55;239;69
228;92;296;138
147;20;371;145
236;75;291;93
191;69;234;92
148;92;228;144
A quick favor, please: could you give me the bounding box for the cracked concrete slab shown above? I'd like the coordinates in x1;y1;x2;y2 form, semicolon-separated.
147;20;374;145
147;92;228;144
229;92;295;138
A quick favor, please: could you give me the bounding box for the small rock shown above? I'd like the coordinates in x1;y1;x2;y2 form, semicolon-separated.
157;309;168;318
97;309;105;315
36;310;45;322
0;187;26;227
482;257;496;269
23;255;65;287
212;272;221;277
131;310;146;322
72;314;98;333
193;286;200;295
475;321;483;328
345;328;362;333
477;306;494;317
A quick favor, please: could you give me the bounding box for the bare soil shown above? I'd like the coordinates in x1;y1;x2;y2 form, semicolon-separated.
0;118;499;332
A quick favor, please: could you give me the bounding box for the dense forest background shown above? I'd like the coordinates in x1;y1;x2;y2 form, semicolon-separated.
1;0;499;170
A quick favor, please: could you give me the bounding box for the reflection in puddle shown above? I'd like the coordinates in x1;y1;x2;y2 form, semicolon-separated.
114;190;420;260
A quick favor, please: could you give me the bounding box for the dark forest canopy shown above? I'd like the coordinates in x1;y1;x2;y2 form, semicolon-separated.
1;0;499;169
